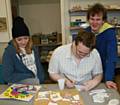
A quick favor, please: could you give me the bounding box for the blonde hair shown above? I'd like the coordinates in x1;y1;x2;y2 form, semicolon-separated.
13;37;33;54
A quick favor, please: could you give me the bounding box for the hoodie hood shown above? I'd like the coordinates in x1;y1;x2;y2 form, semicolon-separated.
8;40;14;47
98;22;113;34
6;40;16;53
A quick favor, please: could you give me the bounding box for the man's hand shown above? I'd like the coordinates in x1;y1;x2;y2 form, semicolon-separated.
83;79;98;91
105;81;117;89
83;74;102;91
65;79;75;88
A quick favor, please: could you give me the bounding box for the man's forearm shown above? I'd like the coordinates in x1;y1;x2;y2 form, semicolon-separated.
83;74;103;91
49;73;63;81
93;73;103;84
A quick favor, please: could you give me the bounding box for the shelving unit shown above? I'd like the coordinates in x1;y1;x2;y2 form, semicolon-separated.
35;43;62;81
37;43;62;63
33;42;62;47
60;0;120;43
32;33;62;63
69;9;87;40
69;8;120;40
32;33;62;81
69;6;120;62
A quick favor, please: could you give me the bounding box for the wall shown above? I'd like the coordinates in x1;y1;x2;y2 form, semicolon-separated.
0;0;12;42
0;0;12;63
19;0;61;35
0;43;7;63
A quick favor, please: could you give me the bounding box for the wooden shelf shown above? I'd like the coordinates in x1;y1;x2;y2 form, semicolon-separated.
107;9;120;11
116;26;120;28
69;9;120;13
70;26;83;30
33;42;62;47
69;9;87;14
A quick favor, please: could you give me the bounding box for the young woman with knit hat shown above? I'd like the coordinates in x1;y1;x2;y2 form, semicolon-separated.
2;16;45;85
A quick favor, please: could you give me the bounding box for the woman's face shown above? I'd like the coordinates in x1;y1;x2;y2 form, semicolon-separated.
15;36;29;48
88;13;104;32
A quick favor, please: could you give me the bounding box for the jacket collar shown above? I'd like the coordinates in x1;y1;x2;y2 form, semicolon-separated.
99;22;113;34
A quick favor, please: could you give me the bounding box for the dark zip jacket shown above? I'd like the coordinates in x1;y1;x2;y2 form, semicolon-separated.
2;41;45;84
86;23;118;81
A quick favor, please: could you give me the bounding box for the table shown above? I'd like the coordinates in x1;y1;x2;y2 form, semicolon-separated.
0;83;119;105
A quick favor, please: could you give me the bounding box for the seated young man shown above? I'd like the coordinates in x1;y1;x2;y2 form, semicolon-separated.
48;30;103;91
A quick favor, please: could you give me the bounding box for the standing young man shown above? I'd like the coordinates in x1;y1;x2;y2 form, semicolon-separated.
86;3;118;89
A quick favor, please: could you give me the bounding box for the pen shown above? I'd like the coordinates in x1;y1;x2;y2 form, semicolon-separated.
63;73;75;83
75;81;84;86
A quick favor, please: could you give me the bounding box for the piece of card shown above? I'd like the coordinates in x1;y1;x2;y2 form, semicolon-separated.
50;92;62;102
89;89;106;95
75;85;86;91
73;95;80;101
38;91;51;100
48;101;58;105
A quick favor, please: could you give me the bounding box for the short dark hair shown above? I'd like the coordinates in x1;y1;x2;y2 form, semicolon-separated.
87;3;107;21
75;29;95;50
